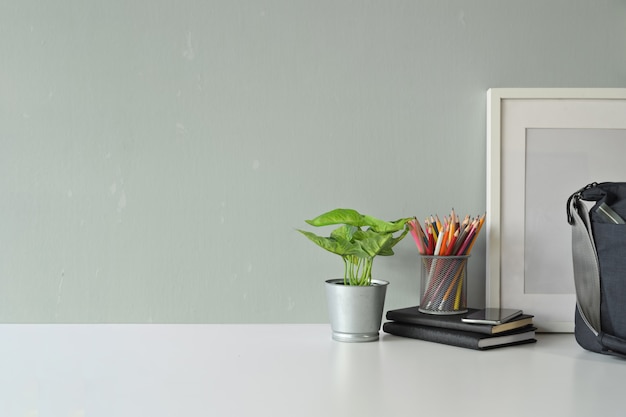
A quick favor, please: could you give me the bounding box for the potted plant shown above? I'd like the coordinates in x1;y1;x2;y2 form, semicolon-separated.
298;208;411;342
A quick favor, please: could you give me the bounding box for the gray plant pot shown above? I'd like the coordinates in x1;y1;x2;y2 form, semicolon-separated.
324;278;389;342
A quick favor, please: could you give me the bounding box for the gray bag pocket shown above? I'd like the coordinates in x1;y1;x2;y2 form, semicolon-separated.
590;221;626;340
569;182;626;357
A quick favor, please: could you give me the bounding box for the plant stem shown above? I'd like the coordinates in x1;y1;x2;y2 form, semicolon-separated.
343;255;373;286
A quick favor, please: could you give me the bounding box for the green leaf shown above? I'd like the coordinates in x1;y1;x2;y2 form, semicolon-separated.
298;209;412;283
353;229;393;257
305;209;411;232
362;215;413;233
378;226;410;256
330;224;358;242
305;208;365;227
297;229;363;257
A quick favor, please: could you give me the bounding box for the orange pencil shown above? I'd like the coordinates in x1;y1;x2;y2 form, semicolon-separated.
438;223;449;255
465;213;486;255
439;262;465;308
433;223;446;255
447;209;456;246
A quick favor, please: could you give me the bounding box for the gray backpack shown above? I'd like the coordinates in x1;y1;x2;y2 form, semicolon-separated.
568;182;626;357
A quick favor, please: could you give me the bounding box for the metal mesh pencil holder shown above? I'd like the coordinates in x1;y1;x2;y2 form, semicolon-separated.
418;255;469;315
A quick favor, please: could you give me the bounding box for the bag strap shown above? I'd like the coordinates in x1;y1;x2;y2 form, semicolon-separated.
567;184;602;335
567;182;626;356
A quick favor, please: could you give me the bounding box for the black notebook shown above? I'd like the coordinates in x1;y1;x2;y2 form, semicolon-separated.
386;306;534;335
383;321;537;350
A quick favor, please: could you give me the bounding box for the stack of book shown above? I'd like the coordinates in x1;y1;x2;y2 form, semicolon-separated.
383;306;536;350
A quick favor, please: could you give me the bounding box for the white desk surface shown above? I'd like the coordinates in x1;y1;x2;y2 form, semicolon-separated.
0;324;624;417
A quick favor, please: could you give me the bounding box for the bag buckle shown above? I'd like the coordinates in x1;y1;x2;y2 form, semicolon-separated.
567;182;598;225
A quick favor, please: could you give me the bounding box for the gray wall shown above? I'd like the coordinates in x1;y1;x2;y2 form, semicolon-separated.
1;1;625;323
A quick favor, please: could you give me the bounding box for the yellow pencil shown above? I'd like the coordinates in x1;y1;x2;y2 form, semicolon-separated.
439;263;464;308
453;274;464;310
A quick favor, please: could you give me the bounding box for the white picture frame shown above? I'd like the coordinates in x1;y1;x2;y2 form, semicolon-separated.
486;88;626;332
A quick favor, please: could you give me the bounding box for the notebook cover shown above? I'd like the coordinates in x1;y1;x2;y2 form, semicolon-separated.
386;306;534;335
382;321;537;350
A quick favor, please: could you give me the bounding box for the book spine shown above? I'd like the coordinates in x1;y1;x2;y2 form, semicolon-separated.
383;322;482;350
